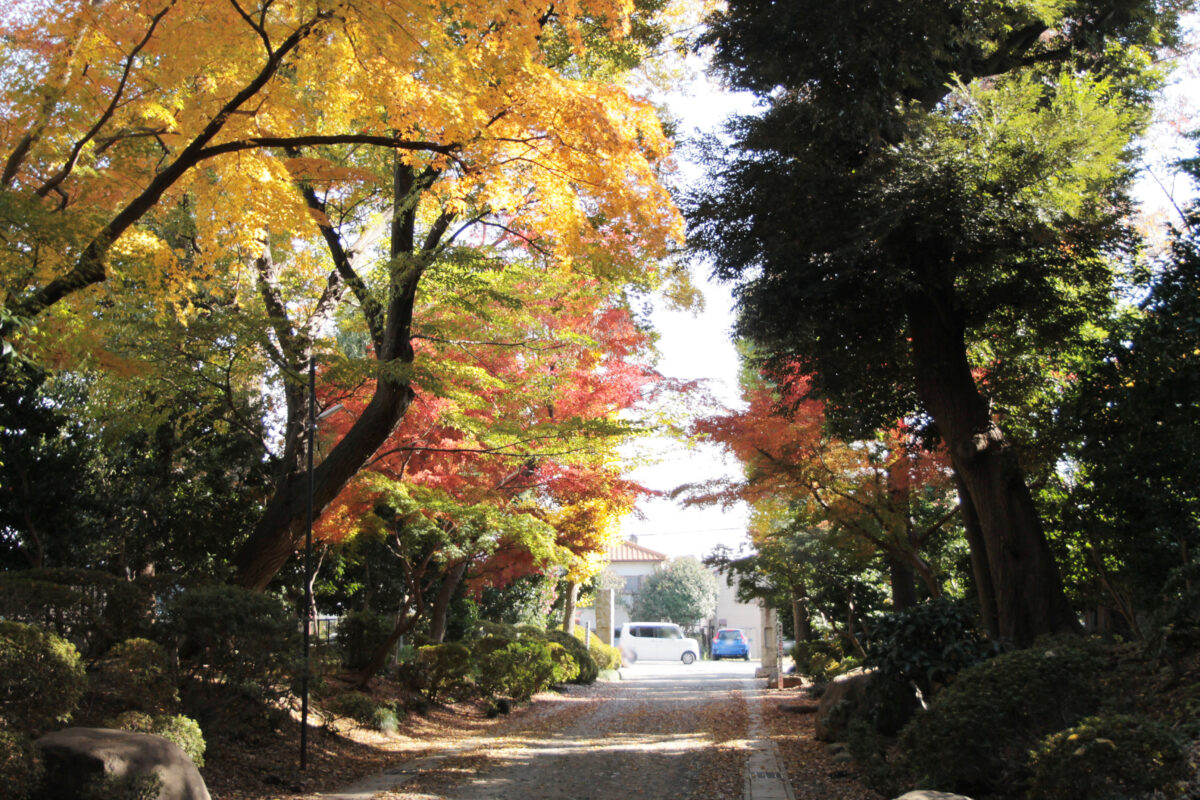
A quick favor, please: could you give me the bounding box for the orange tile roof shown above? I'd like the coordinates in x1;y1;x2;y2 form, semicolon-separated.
607;539;669;563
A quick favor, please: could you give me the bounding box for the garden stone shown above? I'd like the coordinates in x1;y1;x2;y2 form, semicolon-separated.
814;668;876;741
35;727;211;800
891;792;974;800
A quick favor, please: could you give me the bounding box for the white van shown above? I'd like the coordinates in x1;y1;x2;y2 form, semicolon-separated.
615;622;701;664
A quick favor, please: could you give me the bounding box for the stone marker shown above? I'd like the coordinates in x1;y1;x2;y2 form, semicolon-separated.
36;727;211;800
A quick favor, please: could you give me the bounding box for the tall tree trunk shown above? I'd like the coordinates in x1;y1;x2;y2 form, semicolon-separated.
231;380;416;589
561;581;579;633
956;473;999;638
907;292;1078;646
791;586;810;643
356;609;420;689
889;556;918;610
231;160;434;591
428;560;468;644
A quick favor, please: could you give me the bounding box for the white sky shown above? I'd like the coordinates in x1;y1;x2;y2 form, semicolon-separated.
615;71;757;561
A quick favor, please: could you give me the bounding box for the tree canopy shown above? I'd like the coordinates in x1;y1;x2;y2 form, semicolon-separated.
689;0;1184;645
629;555;719;626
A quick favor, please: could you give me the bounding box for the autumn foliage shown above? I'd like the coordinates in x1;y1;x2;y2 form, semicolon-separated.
315;266;656;592
0;0;689;595
689;363;958;603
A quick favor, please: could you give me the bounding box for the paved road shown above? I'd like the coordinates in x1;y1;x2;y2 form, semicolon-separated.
326;659;790;800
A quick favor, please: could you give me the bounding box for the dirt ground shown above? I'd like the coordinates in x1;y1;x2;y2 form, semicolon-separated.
201;666;881;800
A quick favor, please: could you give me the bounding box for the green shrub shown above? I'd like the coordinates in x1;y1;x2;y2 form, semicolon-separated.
546;629;598;684
792;636;850;682
1027;714;1188;800
861;598;992;734
80;771;163;800
160;585;298;731
897;635;1111;796
472;634;517;659
865;598;991;696
1150;559;1200;660
845;718;903;799
477;639;558;701
574;628;621;670
476;620;520;639
397;643;474;703
336;610;394;671
547;642;580;684
0;620;87;734
323;692;402;732
95;638;178;713
105;711;206;767
0;730;43;800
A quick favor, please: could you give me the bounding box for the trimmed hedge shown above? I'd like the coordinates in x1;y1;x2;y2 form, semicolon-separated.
399;643;474;703
546;629;599;684
159;585;298;731
95;638;177;713
575;628;621;671
477;639;559;700
0;620;87;734
0;730;43;800
105;711;206;767
1027;714;1188;800
898;635;1111;795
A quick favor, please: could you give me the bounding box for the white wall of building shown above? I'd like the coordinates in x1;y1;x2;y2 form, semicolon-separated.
575;555;765;659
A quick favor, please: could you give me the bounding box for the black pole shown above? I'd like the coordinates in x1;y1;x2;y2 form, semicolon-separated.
301;357;315;770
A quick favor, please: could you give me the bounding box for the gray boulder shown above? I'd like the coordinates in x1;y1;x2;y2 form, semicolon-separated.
35;727;211;800
814;668;876;741
892;792;974;800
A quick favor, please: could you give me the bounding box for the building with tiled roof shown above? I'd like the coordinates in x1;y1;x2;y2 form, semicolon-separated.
606;538;669;563
575;536;768;659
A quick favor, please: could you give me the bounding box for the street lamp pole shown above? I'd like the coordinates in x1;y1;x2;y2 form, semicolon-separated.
300;356;316;770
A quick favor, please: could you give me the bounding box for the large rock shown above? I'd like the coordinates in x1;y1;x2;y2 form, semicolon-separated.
814;668;876;741
35;727;211;800
892;792;974;800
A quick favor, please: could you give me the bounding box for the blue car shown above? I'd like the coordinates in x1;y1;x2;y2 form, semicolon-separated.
711;628;750;660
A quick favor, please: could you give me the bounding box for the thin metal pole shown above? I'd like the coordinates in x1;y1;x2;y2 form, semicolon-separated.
301;357;315;770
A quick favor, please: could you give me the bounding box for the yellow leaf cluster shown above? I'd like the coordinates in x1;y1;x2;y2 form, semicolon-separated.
2;0;687;388
549;496;630;582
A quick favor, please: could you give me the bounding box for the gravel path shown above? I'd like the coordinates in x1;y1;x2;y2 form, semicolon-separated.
322;661;880;800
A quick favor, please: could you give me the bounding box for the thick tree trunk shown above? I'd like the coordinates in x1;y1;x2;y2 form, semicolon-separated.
428;560;468;644
561;581;579;633
791;587;810;643
231;160;432;591
889;556;918;611
955;473;999;637
231;380;415;589
907;293;1078;646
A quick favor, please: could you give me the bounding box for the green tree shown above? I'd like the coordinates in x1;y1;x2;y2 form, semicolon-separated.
690;0;1181;645
0;365;98;570
1054;146;1200;631
629;556;719;626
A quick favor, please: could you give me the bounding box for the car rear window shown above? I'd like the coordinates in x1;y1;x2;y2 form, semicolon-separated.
718;630;742;641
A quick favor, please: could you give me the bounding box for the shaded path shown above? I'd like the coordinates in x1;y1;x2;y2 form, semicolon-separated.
323;660;795;800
